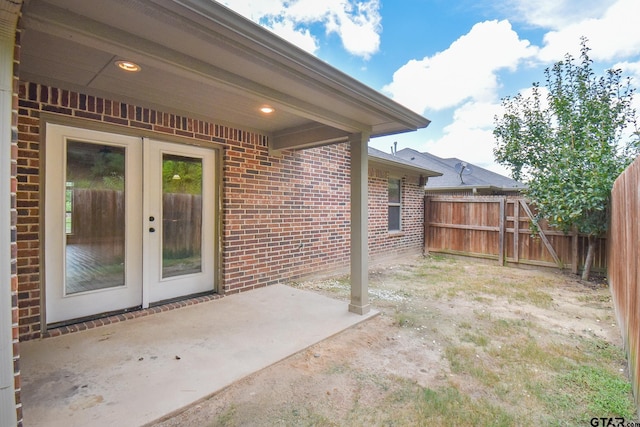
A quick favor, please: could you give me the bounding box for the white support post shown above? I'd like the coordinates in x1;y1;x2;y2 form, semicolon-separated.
349;132;370;315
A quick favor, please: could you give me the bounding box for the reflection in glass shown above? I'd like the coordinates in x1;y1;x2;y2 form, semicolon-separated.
65;141;125;294
388;178;400;203
162;154;203;278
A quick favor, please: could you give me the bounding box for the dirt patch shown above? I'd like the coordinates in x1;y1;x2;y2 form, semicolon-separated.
152;255;636;426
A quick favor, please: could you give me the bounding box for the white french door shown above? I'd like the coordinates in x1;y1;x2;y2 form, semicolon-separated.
45;125;143;323
144;139;215;304
45;124;216;325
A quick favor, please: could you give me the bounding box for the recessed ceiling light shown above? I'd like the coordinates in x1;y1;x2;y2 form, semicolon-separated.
260;106;275;114
115;60;141;72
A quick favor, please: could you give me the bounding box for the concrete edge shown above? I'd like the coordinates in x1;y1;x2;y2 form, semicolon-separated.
142;309;380;426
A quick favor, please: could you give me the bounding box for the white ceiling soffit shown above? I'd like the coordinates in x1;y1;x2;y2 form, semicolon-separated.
19;0;430;149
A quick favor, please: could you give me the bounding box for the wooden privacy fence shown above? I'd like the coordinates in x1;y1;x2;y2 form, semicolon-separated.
68;189;202;258
68;188;125;262
162;193;202;258
424;196;607;273
609;156;640;414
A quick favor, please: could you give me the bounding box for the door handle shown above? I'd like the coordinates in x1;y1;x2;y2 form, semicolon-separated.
149;227;156;232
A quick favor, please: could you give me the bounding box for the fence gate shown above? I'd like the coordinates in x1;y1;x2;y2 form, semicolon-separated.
424;196;606;273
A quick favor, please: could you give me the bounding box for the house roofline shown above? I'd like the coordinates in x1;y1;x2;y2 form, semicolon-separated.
165;0;431;137
165;0;431;134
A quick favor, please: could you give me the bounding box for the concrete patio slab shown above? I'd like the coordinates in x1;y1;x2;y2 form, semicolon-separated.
20;284;377;427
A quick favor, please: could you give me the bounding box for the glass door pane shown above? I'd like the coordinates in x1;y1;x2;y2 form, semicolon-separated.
65;140;126;294
162;154;203;278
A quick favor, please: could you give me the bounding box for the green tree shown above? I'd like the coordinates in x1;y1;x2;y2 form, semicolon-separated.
162;157;203;195
494;39;640;280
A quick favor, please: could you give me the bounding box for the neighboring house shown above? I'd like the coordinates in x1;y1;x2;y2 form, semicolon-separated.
396;148;526;195
0;1;436;423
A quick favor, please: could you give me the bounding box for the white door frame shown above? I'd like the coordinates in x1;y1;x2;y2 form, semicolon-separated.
44;124;218;324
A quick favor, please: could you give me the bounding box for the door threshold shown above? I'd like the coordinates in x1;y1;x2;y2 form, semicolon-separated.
149;291;217;308
42;292;222;339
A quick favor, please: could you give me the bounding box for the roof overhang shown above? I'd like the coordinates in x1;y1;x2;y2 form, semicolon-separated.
19;0;430;150
369;154;442;178
426;185;494;191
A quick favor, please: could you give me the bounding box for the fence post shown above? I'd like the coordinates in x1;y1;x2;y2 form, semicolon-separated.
424;196;430;255
513;198;520;263
498;197;505;266
571;225;579;275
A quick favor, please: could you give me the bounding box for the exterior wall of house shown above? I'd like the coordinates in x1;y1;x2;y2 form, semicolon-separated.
368;166;424;259
15;81;354;340
15;82;425;341
222;139;352;293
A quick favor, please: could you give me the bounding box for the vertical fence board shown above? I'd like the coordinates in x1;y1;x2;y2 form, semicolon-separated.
498;197;505;265
70;189;202;258
513;199;520;263
609;156;640;414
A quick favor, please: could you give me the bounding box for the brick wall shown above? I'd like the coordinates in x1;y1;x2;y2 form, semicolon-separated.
16;81;425;341
15;81;353;339
223;143;351;293
368;166;425;259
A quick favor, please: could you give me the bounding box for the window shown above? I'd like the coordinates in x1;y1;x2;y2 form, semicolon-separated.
388;178;401;231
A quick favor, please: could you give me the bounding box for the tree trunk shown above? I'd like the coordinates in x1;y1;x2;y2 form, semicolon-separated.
581;235;596;281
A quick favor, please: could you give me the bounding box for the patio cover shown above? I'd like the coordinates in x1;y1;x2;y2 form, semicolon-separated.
19;0;430;149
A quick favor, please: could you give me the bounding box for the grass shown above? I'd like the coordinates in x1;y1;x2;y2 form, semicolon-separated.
385;256;636;425
555;366;635;419
209;405;236;426
578;293;613;306
164;255;637;427
461;332;490;347
416;386;515;426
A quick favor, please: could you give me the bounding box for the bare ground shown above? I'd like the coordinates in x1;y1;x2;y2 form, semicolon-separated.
152;254;636;426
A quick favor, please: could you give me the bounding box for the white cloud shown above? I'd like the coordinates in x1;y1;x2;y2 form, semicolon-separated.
382;20;537;114
537;0;640;63
616;61;640;78
612;61;640;141
371;94;547;177
267;20;319;54
329;1;381;59
215;0;285;21
502;0;616;30
215;0;381;59
417;101;511;175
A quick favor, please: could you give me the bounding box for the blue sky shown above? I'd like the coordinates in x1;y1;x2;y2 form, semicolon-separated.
216;0;640;177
